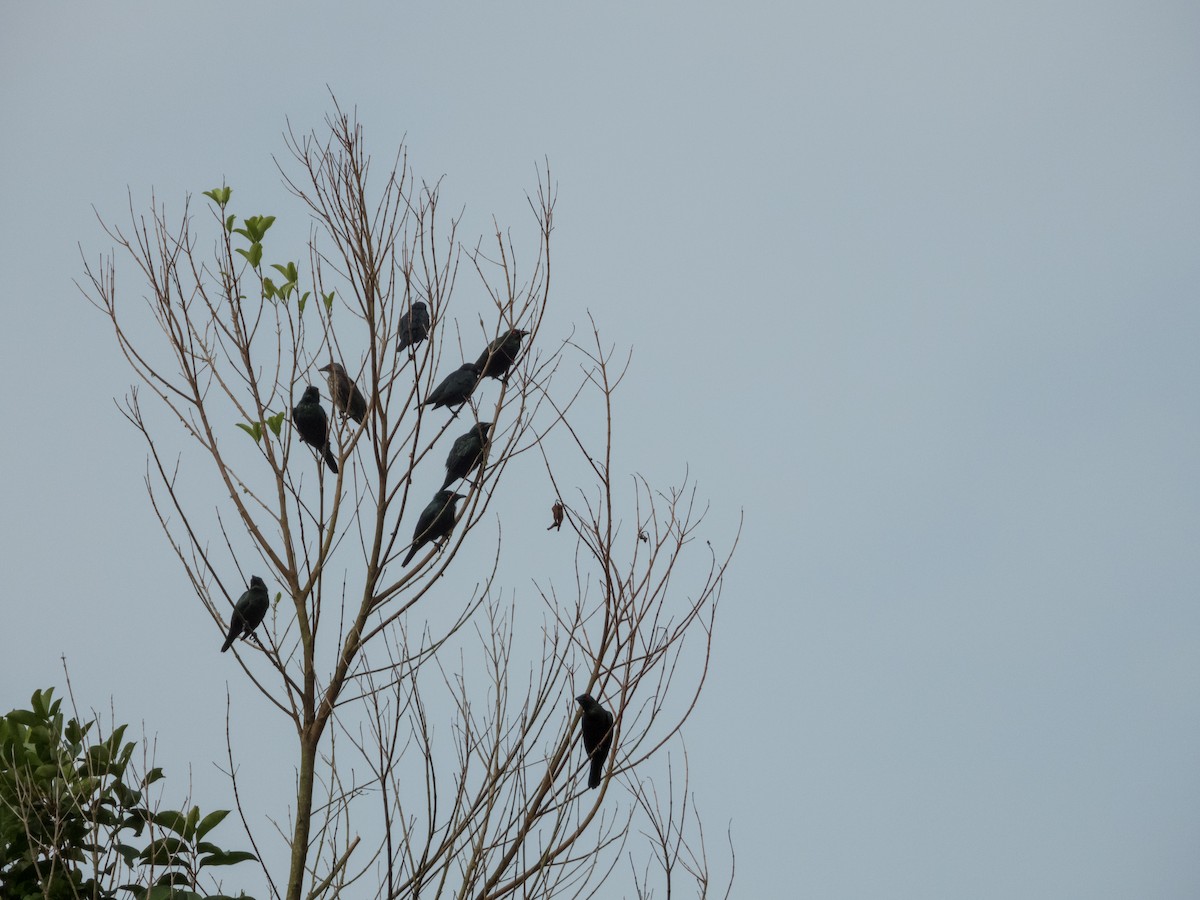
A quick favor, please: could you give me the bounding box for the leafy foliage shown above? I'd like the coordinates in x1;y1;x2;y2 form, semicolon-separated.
0;688;255;900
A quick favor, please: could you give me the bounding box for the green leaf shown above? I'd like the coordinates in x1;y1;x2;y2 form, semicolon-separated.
270;262;298;282
184;805;201;840
262;276;277;299
150;809;188;837
6;709;42;727
236;422;263;443
322;291;335;312
225;213;236;233
266;411;285;438
146;885;201;900
298;291;310;314
203;186;232;207
31;688;52;717
238;214;276;243
199;849;258;867
138;835;188;864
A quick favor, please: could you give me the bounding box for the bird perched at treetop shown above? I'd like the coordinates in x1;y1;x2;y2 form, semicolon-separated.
318;362;367;425
547;501;564;531
398;300;430;352
576;693;614;790
420;363;480;415
292;386;338;473
442;422;492;490
220;575;270;653
402;490;466;566
475;328;530;383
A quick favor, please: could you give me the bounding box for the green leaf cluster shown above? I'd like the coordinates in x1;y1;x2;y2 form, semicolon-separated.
236;411;286;444
206;185;316;312
0;688;256;899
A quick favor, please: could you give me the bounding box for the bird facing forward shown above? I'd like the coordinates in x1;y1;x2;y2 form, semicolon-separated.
221;575;270;652
397;300;430;352
318;362;367;425
292;386;338;473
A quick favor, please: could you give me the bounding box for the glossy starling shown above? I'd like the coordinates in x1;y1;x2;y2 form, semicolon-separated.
475;328;530;382
576;693;614;790
398;300;430;352
442;422;492;490
292;386;338;473
402;490;466;566
318;362;367;425
420;363;480;414
220;575;270;652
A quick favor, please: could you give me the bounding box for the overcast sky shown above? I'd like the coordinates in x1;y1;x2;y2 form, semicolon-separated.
3;2;1199;897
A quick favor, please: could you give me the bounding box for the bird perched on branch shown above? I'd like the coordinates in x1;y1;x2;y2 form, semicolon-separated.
318;362;367;425
397;300;430;353
293;386;338;473
421;363;480;415
220;575;270;653
475;328;530;383
402;490;466;566
575;693;614;790
547;501;564;531
442;422;492;490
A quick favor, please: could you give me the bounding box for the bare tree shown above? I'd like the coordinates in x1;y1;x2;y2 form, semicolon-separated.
80;103;737;900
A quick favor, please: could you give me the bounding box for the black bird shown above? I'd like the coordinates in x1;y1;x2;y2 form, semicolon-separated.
318;362;367;425
475;328;530;382
398;300;430;352
420;363;480;415
292;386;338;473
442;422;492;490
576;693;614;790
402;490;466;566
220;575;270;653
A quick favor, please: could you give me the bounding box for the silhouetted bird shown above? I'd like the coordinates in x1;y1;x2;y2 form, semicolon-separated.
402;490;466;566
292;386;338;473
475;328;530;382
442;422;492;490
398;300;430;352
547;501;564;531
318;362;367;425
576;693;614;790
221;575;270;653
421;363;480;415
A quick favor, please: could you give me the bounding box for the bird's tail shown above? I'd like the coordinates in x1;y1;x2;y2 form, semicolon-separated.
402;544;418;567
323;448;339;474
588;754;604;790
220;634;235;653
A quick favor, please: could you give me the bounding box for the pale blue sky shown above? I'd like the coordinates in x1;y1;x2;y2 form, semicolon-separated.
3;2;1199;896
